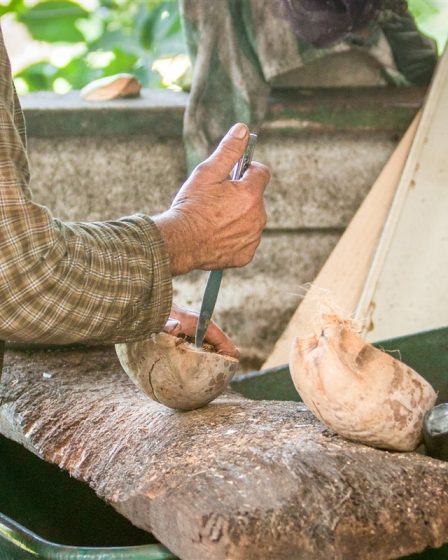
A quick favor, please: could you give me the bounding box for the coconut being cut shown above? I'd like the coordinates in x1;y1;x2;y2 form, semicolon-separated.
116;333;238;411
289;314;437;451
117;133;257;411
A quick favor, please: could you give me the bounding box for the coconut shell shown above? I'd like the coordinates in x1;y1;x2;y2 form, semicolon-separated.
81;73;141;101
289;315;437;451
116;333;239;411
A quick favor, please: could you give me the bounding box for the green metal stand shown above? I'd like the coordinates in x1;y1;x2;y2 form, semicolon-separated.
232;326;448;403
0;435;176;559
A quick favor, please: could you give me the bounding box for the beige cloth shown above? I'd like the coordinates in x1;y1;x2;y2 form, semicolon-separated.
0;27;172;344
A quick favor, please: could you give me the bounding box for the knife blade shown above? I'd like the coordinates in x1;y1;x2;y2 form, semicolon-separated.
195;132;257;348
0;339;4;376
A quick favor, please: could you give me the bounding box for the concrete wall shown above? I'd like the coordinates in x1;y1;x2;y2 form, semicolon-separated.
21;87;422;369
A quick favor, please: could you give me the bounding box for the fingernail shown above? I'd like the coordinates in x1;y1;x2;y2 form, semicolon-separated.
229;123;248;139
164;319;180;334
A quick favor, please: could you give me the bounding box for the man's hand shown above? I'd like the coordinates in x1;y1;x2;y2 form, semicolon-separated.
163;303;239;359
154;123;270;275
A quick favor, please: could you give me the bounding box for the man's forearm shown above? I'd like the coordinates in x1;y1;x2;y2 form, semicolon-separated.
0;27;172;344
153;212;198;276
0;211;173;344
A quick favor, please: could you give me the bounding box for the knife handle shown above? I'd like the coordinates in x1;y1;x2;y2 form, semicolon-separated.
231;133;257;180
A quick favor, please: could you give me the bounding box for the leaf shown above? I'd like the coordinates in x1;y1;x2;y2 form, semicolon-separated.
16;62;58;91
18;0;89;43
154;32;186;57
101;48;139;75
89;29;143;56
0;0;25;17
14;0;188;92
55;55;101;89
133;63;151;86
408;0;448;53
140;0;185;54
408;0;439;23
99;0;117;8
140;3;167;50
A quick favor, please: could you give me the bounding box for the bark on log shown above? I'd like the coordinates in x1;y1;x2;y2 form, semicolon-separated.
1;346;448;560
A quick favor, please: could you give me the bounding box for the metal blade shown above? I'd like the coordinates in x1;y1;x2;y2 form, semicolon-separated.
195;270;223;348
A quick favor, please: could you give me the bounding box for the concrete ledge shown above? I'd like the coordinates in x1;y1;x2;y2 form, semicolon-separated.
21;87;424;138
22;90;188;139
267;87;424;132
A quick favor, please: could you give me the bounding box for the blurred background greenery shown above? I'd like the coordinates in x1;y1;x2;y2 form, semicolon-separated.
3;0;448;95
6;0;190;94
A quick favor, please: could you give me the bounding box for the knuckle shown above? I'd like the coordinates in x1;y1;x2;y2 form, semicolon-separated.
259;163;271;181
261;207;268;227
193;161;209;176
221;142;243;159
249;162;271;182
235;253;249;267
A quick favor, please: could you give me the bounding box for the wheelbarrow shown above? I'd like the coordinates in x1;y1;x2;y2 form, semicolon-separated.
0;327;447;559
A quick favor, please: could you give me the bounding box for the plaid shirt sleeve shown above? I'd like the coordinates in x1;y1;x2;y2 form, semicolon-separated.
0;27;173;344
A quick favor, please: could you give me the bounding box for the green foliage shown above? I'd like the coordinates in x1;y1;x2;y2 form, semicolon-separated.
408;0;439;21
0;0;24;17
408;0;448;53
18;1;89;43
9;0;447;93
16;61;58;90
10;0;187;93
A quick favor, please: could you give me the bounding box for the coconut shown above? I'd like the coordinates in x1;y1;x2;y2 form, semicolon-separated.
81;73;141;101
116;332;239;411
289;314;437;451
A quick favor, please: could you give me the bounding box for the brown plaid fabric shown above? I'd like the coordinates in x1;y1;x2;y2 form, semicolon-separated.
0;26;172;344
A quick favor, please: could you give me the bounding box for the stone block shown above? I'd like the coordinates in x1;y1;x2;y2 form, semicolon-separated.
28;136;186;222
29;130;396;230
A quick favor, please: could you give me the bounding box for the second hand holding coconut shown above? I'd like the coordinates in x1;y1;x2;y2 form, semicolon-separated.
116;130;264;410
195;133;258;349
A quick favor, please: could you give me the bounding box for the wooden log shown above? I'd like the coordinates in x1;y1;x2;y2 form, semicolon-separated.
1;346;448;560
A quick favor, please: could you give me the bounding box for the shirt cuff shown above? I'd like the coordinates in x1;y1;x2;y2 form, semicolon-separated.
114;214;173;342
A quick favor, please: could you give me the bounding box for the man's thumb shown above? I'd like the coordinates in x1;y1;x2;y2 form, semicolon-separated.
203;123;249;181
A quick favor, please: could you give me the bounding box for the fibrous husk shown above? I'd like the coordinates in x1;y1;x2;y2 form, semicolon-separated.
116;333;238;411
289;314;437;451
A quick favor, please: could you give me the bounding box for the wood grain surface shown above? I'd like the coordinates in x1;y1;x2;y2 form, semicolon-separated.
1;346;448;560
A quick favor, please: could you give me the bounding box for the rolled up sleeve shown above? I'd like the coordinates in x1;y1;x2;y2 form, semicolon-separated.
0;28;172;344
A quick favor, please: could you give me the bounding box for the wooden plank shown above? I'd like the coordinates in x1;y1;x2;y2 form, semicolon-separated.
1;346;448;560
356;49;448;341
263;115;420;369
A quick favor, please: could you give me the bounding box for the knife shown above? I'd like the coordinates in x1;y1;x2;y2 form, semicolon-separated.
195;132;258;348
